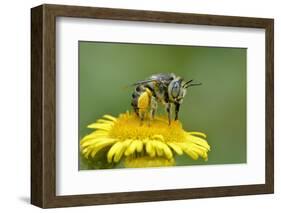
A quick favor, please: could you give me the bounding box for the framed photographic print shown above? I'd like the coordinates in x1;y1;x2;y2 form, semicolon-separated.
31;4;274;208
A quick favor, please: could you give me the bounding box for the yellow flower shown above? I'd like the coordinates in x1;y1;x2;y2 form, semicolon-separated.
80;112;210;168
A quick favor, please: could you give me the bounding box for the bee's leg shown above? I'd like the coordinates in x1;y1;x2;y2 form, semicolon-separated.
175;103;180;121
139;110;145;125
131;98;139;116
133;107;139;117
165;103;172;125
150;97;158;120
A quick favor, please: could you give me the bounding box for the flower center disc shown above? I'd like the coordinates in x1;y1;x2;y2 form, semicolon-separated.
108;112;186;143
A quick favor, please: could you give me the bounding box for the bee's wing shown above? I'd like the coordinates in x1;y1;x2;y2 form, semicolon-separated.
121;79;157;90
131;79;158;87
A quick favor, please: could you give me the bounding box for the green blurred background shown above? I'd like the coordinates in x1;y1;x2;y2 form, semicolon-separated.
79;41;247;169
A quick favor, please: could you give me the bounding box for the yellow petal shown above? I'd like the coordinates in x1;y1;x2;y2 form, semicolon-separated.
81;138;102;148
92;138;116;148
190;145;205;157
184;148;199;160
191;143;209;153
81;147;89;154
189;132;207;138
185;134;210;150
107;142;122;163
177;143;196;160
103;114;117;122
202;152;208;161
114;140;131;162
167;142;183;155
151;134;164;142
80;131;108;144
125;140;138;156
155;148;163;156
161;143;173;159
87;123;112;131
145;141;155;157
84;149;93;159
90;139;116;158
112;144;125;162
96;119;114;125
152;141;163;156
136;140;143;152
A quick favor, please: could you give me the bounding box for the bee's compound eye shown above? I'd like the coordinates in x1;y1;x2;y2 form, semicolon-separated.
171;82;180;98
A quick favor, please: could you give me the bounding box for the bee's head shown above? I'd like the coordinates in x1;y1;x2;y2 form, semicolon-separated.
168;78;201;103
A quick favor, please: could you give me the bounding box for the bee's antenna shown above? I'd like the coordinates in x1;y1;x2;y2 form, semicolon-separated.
186;82;202;88
183;79;193;88
183;79;202;88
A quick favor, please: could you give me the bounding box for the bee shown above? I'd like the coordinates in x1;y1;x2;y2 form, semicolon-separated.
131;73;201;125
